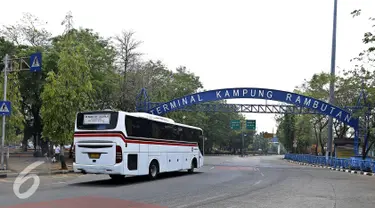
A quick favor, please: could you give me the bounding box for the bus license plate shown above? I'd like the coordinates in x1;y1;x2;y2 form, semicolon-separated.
88;153;101;159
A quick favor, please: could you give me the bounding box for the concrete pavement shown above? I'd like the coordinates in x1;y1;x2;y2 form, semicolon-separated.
0;155;375;207
0;156;74;178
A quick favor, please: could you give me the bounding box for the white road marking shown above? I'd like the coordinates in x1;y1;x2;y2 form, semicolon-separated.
260;172;264;177
175;193;228;208
0;179;10;183
210;167;215;170
254;180;262;185
51;181;66;185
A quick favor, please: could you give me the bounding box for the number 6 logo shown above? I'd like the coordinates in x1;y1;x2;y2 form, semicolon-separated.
13;161;45;199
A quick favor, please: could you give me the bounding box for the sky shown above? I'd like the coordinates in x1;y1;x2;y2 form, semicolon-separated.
1;0;375;134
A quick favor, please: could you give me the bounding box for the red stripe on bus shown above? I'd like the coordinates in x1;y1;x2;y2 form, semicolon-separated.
73;133;197;147
74;133;126;141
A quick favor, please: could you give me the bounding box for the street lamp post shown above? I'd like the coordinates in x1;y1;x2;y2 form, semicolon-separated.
327;0;338;160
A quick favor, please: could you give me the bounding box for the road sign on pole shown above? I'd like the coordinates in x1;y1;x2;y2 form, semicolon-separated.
30;52;42;72
246;120;256;130
0;101;11;116
1;54;9;170
230;120;241;130
1;52;41;171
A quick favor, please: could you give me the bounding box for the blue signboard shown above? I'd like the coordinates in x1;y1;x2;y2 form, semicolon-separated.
0;101;11;116
30;52;42;72
147;88;359;128
271;137;278;143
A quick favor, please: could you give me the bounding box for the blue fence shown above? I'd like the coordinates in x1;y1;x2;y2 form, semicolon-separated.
284;154;375;173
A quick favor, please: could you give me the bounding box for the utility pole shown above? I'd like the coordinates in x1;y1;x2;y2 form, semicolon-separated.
1;54;9;170
0;52;42;170
241;122;244;157
327;0;338;160
202;136;207;156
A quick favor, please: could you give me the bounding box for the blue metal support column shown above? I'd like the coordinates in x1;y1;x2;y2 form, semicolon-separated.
354;129;359;155
135;88;150;112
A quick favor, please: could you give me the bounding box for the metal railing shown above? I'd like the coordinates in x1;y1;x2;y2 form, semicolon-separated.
284;154;375;173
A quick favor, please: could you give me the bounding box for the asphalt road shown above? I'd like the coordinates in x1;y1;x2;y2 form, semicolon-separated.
0;155;375;208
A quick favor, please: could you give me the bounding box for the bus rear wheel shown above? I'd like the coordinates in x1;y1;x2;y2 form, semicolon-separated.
149;160;159;180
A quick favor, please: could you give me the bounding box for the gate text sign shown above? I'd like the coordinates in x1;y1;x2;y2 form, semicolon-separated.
148;88;358;128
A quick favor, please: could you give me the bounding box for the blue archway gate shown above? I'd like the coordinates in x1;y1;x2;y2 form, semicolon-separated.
136;87;362;155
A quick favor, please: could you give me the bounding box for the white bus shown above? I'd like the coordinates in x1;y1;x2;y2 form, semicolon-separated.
73;110;204;180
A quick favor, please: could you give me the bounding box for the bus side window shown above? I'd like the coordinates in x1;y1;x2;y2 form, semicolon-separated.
158;122;168;140
183;127;193;142
165;124;175;140
151;121;160;139
171;125;179;141
126;116;152;138
177;126;184;141
125;116;133;136
135;118;151;138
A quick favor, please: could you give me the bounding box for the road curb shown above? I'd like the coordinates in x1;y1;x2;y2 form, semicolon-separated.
0;170;11;178
3;170;75;178
284;159;375;177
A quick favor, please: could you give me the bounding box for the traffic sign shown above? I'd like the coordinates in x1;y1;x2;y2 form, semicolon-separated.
0;101;11;116
263;132;273;138
230;120;241;130
30;52;42;72
271;137;278;143
246;120;256;130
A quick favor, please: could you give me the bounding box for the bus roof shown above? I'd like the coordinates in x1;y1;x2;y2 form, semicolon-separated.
76;110;203;131
125;112;203;131
126;112;175;123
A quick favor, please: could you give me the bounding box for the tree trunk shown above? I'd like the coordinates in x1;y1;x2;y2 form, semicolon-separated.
364;140;375;159
69;141;74;159
318;129;326;156
314;126;319;155
362;122;371;159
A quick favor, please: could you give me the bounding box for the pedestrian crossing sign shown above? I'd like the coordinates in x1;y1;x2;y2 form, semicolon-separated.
0;101;11;116
29;52;42;72
32;56;40;68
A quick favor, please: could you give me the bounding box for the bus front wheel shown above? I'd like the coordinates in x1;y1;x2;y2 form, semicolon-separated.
188;158;197;173
149;160;159;180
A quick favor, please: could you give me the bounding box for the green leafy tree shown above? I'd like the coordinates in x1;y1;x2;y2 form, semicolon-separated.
294;115;314;153
52;27;118;110
0;37;24;144
0;72;24;144
342;10;375;158
276;114;296;153
41;32;93;169
252;132;270;154
1;13;52;152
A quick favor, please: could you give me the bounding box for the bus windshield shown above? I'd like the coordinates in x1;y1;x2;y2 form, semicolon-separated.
76;111;119;130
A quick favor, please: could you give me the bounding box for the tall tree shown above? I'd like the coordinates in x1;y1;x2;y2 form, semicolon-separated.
0;38;24;144
0;37;23;143
1;13;52;152
41;31;93;169
114;30;143;111
342;9;375;158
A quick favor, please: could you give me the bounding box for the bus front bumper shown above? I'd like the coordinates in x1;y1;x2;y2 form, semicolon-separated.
73;163;123;175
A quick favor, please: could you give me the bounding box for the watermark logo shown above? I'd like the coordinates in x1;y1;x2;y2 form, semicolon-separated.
13;161;45;199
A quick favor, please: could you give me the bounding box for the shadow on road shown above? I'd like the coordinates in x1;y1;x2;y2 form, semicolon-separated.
69;171;202;187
